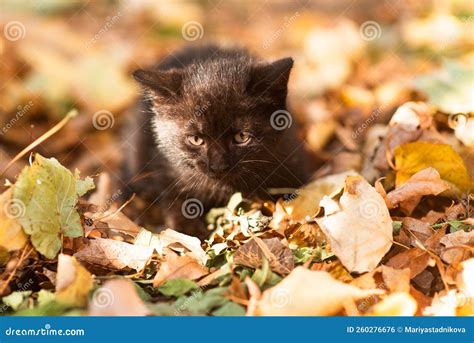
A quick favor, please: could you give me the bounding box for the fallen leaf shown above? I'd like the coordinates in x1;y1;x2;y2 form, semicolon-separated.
159;229;207;265
158;279;198;297
55;254;93;307
74;238;153;271
440;230;474;264
1;291;32;311
13;154;95;258
0;189;28;251
256;267;384;316
233;237;294;276
394;142;472;193
153;251;208;287
380;266;411;293
316;176;393;273
285;170;359;221
386;247;430;278
88;279;150;316
398;217;433;247
386;168;451;214
370;292;417;316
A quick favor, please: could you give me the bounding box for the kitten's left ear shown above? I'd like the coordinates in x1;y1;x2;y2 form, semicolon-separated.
248;57;293;97
133;68;183;98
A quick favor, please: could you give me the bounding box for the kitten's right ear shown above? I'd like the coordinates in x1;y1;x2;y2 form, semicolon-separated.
132;69;183;97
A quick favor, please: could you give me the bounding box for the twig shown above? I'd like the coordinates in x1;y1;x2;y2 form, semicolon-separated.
0;109;78;178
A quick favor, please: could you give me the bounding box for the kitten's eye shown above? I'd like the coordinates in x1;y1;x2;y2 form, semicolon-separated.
187;135;204;146
233;132;252;145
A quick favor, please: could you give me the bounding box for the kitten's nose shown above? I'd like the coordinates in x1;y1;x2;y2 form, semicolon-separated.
209;163;230;175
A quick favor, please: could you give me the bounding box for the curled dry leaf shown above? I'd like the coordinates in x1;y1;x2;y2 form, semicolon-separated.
285;170;359;221
55;254;93;307
74;238;154;271
372;102;442;171
386;168;451;215
440;230;474;264
316;176;393;273
233;237;294;276
256;267;384;316
386;247;430;278
88;278;150;316
159;229;208;265
153;250;208;287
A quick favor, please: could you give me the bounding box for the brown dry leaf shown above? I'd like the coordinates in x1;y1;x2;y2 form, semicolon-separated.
398;217;433;247
380;266;411;293
285;170;359;221
0;189;28;251
316;176;393;273
386;247;430;278
153;250;208;287
440;230;474;264
256;267;384;316
74;238;154;271
370;292;417;316
233;237;294;276
55;254;93;307
386;168;451;214
88;279;150;316
159;229;207;265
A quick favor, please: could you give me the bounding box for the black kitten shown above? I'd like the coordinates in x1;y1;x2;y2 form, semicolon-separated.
123;45;310;238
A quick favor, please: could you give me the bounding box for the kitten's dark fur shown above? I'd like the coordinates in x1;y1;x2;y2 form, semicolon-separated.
123;45;310;238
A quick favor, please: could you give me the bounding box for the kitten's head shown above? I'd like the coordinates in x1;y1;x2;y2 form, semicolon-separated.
133;51;293;191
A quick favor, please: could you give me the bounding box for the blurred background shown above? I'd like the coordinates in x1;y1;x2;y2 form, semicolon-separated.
0;0;473;192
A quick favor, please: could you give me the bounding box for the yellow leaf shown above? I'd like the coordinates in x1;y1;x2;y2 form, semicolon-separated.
55;254;93;307
0;189;27;251
394;142;472;193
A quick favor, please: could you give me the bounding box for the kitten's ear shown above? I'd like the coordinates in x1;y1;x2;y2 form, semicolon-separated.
248;57;293;96
133;69;183;97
